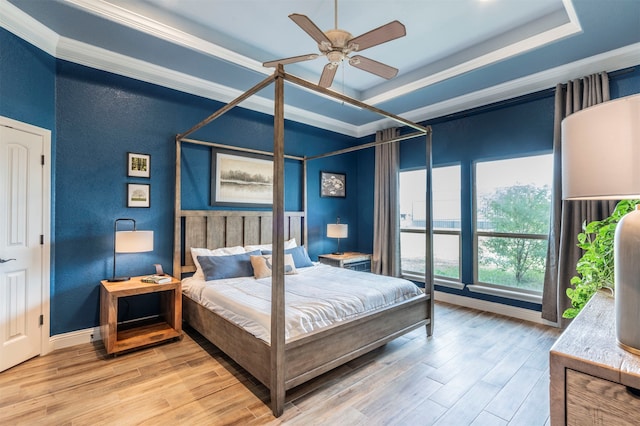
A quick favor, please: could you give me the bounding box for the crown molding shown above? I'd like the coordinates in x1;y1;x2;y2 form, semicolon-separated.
359;42;640;136
0;0;58;55
64;0;268;75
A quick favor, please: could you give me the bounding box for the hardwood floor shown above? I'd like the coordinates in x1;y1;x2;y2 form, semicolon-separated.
0;301;561;425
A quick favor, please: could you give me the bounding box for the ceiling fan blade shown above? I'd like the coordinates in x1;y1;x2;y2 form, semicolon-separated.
263;53;320;68
348;55;398;80
349;20;406;52
319;63;338;88
289;14;331;46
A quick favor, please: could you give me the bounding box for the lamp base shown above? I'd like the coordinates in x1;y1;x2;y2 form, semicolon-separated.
332;252;344;255
107;276;130;282
618;340;640;357
615;206;640;354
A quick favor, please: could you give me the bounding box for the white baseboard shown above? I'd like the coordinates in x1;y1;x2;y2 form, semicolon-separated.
48;326;101;352
435;290;558;327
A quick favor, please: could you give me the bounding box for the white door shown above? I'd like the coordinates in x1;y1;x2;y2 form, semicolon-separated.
0;124;45;372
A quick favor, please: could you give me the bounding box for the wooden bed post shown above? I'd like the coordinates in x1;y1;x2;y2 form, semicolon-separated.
270;64;286;417
424;128;434;336
173;138;182;277
303;158;308;248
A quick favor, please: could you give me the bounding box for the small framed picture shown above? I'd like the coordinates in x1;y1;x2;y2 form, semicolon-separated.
127;152;150;178
320;171;346;198
127;183;150;208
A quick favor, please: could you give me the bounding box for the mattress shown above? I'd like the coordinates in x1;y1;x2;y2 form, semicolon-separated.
182;263;422;342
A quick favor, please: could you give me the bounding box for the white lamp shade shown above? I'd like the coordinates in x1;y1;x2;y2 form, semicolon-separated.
115;230;154;253
327;223;348;239
561;94;640;200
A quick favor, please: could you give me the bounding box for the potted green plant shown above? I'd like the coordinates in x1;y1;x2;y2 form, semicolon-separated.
563;199;640;318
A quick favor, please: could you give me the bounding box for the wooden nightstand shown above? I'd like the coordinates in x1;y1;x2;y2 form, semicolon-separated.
550;291;640;425
317;252;372;272
100;275;182;355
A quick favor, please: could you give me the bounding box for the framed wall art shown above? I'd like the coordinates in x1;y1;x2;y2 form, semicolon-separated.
320;171;346;198
211;148;273;207
127;152;150;178
127;183;150;208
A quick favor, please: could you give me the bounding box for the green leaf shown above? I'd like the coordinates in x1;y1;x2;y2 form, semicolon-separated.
563;199;640;318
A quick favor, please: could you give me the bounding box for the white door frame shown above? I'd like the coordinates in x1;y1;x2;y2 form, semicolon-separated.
0;115;51;356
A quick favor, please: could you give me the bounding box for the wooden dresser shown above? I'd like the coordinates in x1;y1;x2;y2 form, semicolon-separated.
549;291;640;425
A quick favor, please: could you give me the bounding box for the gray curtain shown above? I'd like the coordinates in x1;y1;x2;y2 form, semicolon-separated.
372;127;400;276
541;72;617;326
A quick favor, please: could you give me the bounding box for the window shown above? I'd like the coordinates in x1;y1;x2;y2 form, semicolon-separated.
400;165;461;282
474;154;552;293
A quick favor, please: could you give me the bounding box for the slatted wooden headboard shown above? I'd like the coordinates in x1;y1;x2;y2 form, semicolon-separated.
173;210;306;276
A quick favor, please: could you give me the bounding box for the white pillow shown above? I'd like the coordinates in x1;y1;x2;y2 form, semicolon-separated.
250;254;297;279
190;245;246;280
244;238;297;253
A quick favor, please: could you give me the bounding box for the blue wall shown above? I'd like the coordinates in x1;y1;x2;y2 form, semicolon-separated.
0;28;55;130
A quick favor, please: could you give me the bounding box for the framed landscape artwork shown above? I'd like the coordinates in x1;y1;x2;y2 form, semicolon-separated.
320;171;346;198
211;149;273;207
127;183;150;208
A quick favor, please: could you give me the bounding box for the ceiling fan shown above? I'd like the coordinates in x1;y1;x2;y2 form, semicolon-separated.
263;0;406;88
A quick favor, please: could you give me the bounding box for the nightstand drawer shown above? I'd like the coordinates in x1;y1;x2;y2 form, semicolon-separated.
343;259;370;272
317;252;371;272
566;369;640;425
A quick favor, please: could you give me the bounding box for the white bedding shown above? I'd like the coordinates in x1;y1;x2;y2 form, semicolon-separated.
182;263;422;342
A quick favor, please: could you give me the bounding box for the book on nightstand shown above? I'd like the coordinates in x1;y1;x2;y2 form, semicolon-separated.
141;275;172;284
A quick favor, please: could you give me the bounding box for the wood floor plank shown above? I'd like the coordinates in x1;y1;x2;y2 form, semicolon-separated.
484;366;546;421
471;411;508;426
508;368;553;425
357;363;441;419
433;379;502;425
428;356;496;408
0;302;561;425
482;347;533;387
387;397;448;426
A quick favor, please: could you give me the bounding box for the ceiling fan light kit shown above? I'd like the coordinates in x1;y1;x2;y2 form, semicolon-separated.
263;0;405;88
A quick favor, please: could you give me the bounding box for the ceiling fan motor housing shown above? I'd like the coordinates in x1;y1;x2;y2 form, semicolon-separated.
321;28;355;64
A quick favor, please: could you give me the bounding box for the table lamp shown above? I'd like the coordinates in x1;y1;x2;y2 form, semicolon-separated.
108;218;154;282
561;94;640;353
327;217;348;255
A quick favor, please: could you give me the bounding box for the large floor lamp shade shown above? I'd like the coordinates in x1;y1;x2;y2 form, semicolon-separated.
561;94;640;353
108;218;154;282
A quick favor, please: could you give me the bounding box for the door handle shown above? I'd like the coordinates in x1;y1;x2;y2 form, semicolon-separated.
0;258;16;263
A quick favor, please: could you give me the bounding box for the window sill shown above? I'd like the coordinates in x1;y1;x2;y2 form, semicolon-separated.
466;284;542;304
402;273;465;290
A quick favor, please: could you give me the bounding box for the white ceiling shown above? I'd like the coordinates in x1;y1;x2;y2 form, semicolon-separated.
2;0;639;136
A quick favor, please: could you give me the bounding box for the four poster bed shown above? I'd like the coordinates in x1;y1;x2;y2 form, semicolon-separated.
173;66;434;417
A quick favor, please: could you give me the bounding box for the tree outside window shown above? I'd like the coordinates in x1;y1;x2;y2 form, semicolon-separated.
475;155;552;293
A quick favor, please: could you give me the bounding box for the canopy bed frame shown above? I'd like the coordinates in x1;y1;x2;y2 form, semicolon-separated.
173;65;434;417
